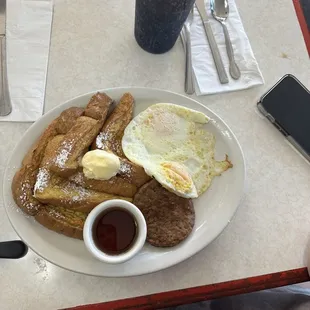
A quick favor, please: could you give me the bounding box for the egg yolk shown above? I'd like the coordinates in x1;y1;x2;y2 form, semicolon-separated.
161;162;194;194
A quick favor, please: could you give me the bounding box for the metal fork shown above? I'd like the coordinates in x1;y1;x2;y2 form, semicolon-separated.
183;8;194;95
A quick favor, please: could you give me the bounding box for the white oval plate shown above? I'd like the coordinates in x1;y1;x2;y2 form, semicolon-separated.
3;88;245;277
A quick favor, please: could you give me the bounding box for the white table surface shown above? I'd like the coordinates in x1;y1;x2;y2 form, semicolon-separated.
1;0;310;309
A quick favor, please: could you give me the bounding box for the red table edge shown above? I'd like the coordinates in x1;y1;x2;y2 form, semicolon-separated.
293;0;310;56
64;267;309;310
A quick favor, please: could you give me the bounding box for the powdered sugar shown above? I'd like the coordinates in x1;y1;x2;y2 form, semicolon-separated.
96;132;108;149
55;140;74;168
69;172;85;186
96;131;120;151
62;182;90;204
46;207;64;220
119;161;132;177
34;168;50;193
20;182;31;203
19;180;38;212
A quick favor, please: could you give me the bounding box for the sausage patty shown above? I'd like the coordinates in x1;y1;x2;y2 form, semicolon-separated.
133;179;195;247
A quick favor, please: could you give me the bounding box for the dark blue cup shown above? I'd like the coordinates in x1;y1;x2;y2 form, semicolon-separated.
134;0;195;54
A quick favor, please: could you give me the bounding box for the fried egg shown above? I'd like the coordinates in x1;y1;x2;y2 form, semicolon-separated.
122;103;232;198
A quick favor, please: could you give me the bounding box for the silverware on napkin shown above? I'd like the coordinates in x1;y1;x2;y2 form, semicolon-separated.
0;0;11;116
195;0;228;84
211;0;241;80
183;8;195;95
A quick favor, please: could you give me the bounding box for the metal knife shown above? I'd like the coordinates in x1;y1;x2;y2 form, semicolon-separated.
195;0;229;84
0;0;11;116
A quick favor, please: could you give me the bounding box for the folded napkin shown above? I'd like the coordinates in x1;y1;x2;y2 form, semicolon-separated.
0;0;53;122
190;0;264;95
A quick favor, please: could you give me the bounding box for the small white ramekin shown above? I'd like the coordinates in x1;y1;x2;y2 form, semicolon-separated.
83;199;147;264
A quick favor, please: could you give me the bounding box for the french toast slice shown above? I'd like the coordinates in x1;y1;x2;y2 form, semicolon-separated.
22;108;84;167
118;158;151;188
54;107;84;134
50;116;99;177
93;93;134;157
84;92;114;121
50;93;113;177
68;160;152;197
34;172;132;213
35;205;86;239
12;165;44;216
69;159;151;196
12;107;84;216
69;170;138;197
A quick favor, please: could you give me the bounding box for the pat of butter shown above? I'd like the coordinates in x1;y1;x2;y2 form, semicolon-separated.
81;150;120;180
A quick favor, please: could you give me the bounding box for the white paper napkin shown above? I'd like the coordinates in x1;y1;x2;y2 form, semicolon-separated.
0;0;53;122
190;0;264;95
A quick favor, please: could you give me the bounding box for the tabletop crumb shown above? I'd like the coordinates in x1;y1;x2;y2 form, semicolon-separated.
281;52;289;59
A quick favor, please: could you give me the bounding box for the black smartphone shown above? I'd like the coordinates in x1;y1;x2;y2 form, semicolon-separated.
257;74;310;162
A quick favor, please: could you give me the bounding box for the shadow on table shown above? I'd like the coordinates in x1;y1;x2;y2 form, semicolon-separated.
163;285;310;310
300;0;310;30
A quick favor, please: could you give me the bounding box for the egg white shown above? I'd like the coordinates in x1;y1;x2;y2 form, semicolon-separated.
122;103;232;198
